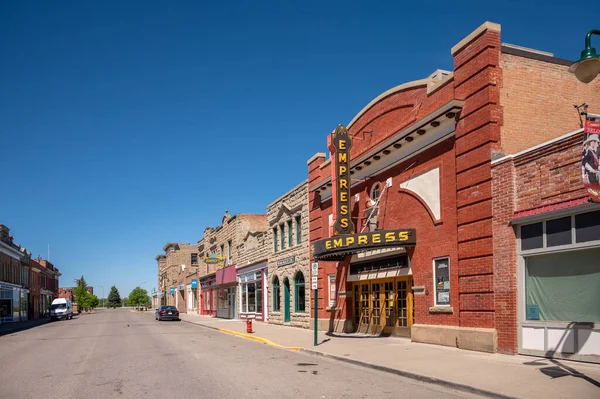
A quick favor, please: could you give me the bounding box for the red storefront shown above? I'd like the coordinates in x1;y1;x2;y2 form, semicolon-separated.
200;265;237;319
307;21;600;354
200;272;216;316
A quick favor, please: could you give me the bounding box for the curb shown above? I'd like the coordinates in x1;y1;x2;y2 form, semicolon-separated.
180;318;220;331
300;348;519;399
179;319;300;351
169;317;517;398
219;328;301;352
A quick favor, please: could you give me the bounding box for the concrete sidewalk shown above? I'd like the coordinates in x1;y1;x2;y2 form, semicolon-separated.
178;313;600;399
0;317;50;336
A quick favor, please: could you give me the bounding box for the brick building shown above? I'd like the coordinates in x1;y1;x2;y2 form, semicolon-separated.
492;114;600;363
156;243;198;308
0;224;31;323
267;181;311;328
307;21;600;354
58;285;93;301
30;258;60;319
197;211;267;319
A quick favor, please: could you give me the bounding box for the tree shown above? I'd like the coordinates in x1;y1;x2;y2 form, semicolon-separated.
122;297;129;307
73;275;93;311
128;287;149;309
107;286;122;308
89;295;99;309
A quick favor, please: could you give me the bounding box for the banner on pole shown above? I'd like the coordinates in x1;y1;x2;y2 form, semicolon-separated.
582;118;600;203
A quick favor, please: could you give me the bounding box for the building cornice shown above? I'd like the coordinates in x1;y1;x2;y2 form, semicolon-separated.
311;99;463;196
451;21;501;55
0;241;25;260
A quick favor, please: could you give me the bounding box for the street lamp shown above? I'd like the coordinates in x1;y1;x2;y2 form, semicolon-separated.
569;30;600;83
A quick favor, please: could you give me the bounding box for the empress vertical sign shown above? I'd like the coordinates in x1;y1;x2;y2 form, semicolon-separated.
328;125;355;236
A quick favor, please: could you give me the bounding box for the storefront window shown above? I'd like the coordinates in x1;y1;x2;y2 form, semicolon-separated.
20;290;28;320
218;289;227;309
241;284;247;312
0;287;13;320
240;272;262;314
247;283;256;312
13;289;20;319
525;247;600;322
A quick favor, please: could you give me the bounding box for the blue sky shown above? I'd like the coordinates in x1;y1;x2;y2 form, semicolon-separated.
1;1;598;297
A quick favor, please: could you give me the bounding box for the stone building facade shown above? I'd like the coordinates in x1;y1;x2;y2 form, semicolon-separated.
156;243;198;307
197;211;267;319
156;254;167;306
236;222;269;322
267;181;311;328
307;21;600;354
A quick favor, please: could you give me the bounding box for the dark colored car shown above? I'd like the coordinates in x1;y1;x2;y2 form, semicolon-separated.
155;306;180;321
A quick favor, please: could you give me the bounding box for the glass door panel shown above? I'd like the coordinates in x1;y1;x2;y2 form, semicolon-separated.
371;283;380;326
397;279;408;327
384;281;395;327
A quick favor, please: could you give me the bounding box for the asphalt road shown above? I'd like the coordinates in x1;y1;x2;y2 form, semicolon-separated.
0;309;480;399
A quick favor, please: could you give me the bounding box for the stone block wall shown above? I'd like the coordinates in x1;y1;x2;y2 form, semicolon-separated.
267;181;311;328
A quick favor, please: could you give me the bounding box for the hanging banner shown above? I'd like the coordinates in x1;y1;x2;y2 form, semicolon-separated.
582;118;600;203
328;125;355;236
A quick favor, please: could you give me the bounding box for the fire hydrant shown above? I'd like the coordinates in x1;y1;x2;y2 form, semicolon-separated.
246;318;253;333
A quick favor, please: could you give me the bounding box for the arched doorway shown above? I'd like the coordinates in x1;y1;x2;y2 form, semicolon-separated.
283;277;291;323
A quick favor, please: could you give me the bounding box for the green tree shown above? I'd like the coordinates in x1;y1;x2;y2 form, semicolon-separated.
90;295;99;309
128;287;149;309
107;286;121;308
73;275;92;311
122;297;129;307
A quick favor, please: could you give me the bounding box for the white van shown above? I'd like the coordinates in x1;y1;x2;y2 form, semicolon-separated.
50;298;73;321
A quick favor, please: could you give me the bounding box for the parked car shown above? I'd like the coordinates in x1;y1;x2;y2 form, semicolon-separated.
155;306;180;321
50;298;73;321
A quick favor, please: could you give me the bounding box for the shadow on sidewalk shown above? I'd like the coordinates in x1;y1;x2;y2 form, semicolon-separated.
536;360;600;389
0;319;50;337
522;323;600;389
325;331;391;339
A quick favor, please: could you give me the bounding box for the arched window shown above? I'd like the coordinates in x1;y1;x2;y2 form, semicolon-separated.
272;276;280;311
294;272;305;313
371;183;381;201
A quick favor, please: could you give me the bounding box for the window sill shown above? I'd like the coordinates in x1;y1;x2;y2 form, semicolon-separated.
429;306;453;314
272;243;306;255
326;307;341;312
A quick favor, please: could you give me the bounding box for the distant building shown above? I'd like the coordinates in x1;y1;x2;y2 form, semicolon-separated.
0;224;31;323
59;285;92;302
156;243;198;310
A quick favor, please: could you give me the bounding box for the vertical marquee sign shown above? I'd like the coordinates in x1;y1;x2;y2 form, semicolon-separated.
328;125;355;236
582;117;600;203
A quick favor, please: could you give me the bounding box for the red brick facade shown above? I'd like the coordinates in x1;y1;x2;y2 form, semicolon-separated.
308;21;599;353
492;130;588;353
